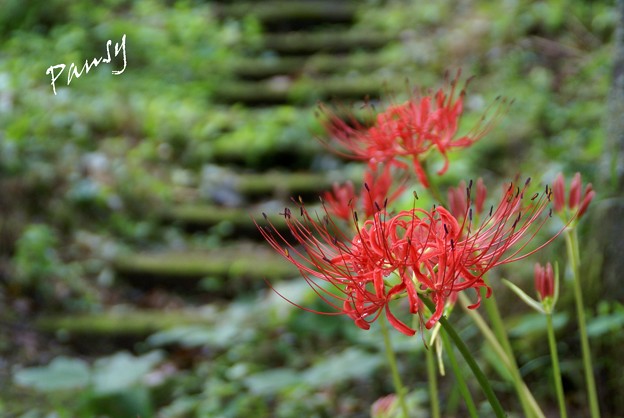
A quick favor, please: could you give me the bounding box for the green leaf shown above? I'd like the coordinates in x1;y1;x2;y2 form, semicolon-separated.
14;357;90;392
502;279;545;314
92;351;163;395
509;312;568;338
244;368;302;395
587;312;624;338
303;348;383;387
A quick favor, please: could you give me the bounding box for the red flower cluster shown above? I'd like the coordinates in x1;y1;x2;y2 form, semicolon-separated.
552;172;595;219
256;76;589;336
320;72;506;188
258;178;555;335
322;165;405;222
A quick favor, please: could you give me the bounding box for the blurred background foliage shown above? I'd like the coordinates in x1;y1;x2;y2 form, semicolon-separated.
0;0;622;417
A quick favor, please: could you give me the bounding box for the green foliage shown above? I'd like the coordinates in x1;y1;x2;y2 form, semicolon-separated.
13;351;163;417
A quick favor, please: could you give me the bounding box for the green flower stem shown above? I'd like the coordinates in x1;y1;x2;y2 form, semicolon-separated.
482;288;535;418
419;296;507;418
440;329;479;418
425;343;441;418
565;228;600;418
546;313;568;418
379;319;410;418
458;293;545;418
482;288;514;363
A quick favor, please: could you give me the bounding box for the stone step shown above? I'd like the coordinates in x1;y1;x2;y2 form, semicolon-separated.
161;204;288;235
213;76;390;105
113;244;299;291
218;1;357;31
262;31;393;55
36;308;208;338
230;53;388;80
171;170;349;206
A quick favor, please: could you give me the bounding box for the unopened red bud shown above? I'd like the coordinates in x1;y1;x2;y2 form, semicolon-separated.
553;173;565;213
569;172;582;209
534;262;554;300
577;186;595;218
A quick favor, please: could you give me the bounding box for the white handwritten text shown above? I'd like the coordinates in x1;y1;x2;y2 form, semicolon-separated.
46;34;127;95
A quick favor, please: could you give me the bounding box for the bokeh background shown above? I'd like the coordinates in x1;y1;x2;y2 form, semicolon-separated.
0;0;622;417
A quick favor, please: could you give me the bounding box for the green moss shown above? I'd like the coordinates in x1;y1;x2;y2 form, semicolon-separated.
214;76;390;105
223;2;357;25
36;309;208;336
263;31;394;55
113;246;299;281
163;204;287;230
230;53;387;79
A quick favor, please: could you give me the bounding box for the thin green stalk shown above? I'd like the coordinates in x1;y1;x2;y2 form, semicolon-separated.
425;344;441;418
546;313;568;418
482;288;535;418
565;228;600;418
482;288;514;364
379;319;410;418
459;293;545;418
440;329;479;418
419;296;507;418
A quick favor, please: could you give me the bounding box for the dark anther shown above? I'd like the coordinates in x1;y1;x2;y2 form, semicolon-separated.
450;239;455;250
413;190;419;200
531;193;539;201
444;224;449;235
375;202;381;212
323;256;332;263
525;177;531;186
469;208;473;221
549;208;552;218
364;183;370;192
489;205;494;217
384;198;388;208
280;208;291;219
513;212;521;228
262;212;268;220
468;179;473;189
353;211;359;222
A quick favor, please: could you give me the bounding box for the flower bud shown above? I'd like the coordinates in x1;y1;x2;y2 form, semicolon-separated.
552;173;565;213
569;172;582;209
534;262;554;300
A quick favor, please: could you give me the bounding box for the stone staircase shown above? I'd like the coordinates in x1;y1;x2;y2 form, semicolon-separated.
39;0;400;344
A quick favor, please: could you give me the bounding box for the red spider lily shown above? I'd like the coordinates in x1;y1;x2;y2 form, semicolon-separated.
320;72;506;187
256;202;425;336
419;178;558;326
257;177;560;335
552;172;595;219
455;177;556;271
323;165;406;222
534;262;555;301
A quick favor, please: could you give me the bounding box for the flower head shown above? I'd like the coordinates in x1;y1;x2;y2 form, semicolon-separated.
320;72;506;187
258;177;560;335
552;172;595;220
